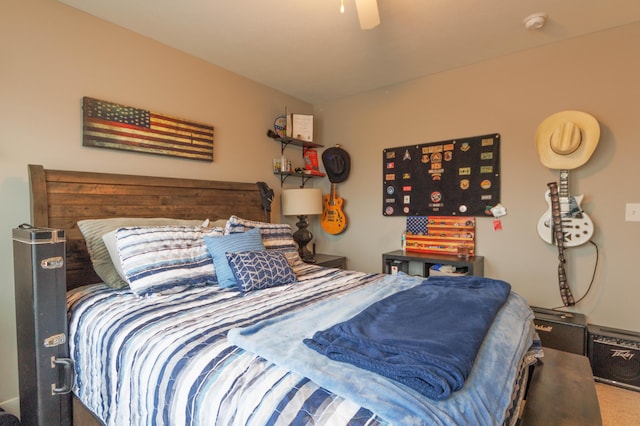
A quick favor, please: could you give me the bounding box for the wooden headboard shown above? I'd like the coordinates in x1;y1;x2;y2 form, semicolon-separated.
28;164;271;289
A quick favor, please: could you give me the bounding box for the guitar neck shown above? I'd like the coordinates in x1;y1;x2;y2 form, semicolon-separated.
329;183;337;205
559;169;569;198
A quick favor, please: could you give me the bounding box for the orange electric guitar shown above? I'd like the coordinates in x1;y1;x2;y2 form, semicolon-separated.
321;183;347;234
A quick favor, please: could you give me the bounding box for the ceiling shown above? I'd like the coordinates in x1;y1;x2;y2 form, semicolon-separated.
58;0;640;104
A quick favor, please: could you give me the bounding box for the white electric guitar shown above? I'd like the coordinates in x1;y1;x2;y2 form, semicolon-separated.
537;169;594;247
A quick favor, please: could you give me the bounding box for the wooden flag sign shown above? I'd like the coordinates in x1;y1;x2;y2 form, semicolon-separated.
82;97;214;161
405;215;476;255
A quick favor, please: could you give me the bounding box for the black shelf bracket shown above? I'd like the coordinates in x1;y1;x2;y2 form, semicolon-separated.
275;172;314;188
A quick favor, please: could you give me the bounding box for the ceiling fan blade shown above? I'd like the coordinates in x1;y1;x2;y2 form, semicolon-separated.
354;0;380;30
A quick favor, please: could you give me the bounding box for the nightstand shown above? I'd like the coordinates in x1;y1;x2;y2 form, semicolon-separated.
306;253;347;269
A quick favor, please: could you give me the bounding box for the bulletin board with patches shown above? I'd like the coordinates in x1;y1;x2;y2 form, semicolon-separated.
382;133;500;216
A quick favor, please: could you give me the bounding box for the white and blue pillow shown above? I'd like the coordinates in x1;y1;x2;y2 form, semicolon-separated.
226;250;297;292
115;225;222;296
202;227;265;289
79;217;206;288
224;215;303;267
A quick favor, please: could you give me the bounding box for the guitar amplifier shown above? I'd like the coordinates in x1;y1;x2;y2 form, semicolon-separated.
531;306;587;355
13;226;72;426
588;324;640;391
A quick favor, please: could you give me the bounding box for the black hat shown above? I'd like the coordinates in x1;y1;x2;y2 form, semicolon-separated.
322;146;351;183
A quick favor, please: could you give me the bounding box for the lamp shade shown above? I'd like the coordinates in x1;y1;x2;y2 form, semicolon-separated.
282;188;323;216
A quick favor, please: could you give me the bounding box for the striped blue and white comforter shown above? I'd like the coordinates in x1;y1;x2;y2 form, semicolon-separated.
68;264;387;425
67;265;533;426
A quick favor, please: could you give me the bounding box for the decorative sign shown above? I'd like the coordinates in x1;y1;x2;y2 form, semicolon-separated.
405;215;475;256
382;134;500;216
82;97;214;161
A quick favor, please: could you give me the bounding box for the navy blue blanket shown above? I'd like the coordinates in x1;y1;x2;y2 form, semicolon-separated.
304;275;511;400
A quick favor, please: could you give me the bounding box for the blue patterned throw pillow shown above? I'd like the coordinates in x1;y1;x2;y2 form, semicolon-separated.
202;227;265;288
226;250;297;292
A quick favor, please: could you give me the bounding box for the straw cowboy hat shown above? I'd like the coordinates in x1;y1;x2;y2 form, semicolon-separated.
322;145;351;183
536;110;600;170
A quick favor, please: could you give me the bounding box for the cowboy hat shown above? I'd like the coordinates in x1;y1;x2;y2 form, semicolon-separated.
322;145;351;183
536;110;600;170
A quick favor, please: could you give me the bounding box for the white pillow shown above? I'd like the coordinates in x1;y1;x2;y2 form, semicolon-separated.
102;230;127;281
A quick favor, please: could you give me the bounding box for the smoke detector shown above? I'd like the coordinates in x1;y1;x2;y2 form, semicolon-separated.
523;13;547;30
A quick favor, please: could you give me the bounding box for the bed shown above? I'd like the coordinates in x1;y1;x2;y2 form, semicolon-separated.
25;164;599;426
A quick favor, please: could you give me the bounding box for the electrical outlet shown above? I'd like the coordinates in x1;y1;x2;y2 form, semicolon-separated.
625;203;640;222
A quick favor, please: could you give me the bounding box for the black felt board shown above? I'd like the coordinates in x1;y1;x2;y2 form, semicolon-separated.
382;133;500;217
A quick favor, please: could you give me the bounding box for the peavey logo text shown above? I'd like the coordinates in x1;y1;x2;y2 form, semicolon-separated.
610;349;635;361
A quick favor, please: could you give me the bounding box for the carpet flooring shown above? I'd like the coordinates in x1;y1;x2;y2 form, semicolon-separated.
596;382;640;425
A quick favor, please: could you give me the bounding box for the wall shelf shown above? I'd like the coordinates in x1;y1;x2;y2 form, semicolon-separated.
274;136;323;154
274;171;318;187
269;133;324;187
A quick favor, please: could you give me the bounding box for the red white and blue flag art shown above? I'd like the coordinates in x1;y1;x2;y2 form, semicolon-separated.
82;97;214;161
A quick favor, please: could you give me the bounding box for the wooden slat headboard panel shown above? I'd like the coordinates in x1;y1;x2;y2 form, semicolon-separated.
28;164;270;289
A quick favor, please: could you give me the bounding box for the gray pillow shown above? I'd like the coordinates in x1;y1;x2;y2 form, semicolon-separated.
77;217;205;288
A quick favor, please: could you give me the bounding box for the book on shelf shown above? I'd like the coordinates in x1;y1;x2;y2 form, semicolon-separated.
304;148;319;169
303;148;325;176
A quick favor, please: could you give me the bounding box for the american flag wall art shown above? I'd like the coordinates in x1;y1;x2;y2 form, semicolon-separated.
82;97;214;161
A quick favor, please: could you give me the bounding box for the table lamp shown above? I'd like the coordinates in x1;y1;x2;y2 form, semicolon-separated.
282;188;323;262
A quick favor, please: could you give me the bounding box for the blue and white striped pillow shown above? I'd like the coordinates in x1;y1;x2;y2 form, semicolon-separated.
115;225;223;296
224;215;303;267
226;250;297;292
78;217;206;288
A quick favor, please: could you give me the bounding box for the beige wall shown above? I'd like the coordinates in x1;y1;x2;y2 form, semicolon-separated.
0;0;310;407
313;23;640;332
1;0;639;413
